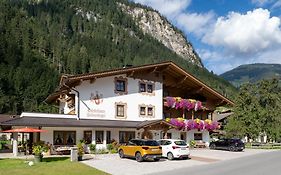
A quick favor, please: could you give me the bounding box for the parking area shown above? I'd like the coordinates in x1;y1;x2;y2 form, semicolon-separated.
82;149;274;175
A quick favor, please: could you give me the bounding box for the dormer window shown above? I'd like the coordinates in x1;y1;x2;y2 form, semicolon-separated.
114;77;128;95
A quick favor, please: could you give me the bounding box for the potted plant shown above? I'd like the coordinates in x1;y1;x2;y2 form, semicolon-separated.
189;140;196;149
32;144;48;163
77;142;84;161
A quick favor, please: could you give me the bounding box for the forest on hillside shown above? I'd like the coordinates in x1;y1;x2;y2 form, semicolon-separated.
221;63;281;87
0;0;237;114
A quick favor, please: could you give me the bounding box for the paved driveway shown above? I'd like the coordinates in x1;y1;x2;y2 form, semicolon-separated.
82;149;274;175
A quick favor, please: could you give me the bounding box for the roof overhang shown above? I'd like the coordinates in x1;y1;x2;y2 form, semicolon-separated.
1;116;142;128
46;61;234;106
136;119;179;130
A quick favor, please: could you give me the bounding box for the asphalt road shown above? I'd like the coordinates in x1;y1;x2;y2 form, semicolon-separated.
149;150;281;175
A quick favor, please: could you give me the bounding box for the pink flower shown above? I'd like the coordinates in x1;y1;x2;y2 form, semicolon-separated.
166;97;176;108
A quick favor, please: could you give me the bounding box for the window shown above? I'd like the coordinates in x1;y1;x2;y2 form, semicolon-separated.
139;105;155;118
140;106;146;115
194;133;203;141
115;102;127;118
84;131;92;144
139;83;146;92
138;81;155;95
119;131;135;144
114;77;128;95
96;131;104;144
147;107;154;116
106;131;111;143
147;84;153;93
116;80;125;92
54;131;76;145
117;105;124;117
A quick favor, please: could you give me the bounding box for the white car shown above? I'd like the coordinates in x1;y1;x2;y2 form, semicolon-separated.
158;139;190;160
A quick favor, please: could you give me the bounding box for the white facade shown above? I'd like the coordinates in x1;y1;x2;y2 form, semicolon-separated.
62;74;163;121
17;72;213;148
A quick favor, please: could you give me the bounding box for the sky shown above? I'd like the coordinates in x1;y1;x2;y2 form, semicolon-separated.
132;0;281;74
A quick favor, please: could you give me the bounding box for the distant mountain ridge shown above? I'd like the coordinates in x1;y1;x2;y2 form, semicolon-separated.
220;63;281;87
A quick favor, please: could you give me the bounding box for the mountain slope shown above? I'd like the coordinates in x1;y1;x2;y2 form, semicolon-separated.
221;63;281;87
0;0;237;114
119;3;203;67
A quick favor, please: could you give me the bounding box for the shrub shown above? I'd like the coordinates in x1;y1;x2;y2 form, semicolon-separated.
189;140;196;148
111;141;121;150
106;144;113;150
89;144;96;153
32;145;48;156
96;148;109;154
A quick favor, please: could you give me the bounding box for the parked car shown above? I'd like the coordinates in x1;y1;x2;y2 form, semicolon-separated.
209;138;245;151
158;139;190;160
118;139;162;162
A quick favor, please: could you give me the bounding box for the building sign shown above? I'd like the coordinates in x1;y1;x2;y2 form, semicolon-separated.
87;109;106;118
90;91;103;105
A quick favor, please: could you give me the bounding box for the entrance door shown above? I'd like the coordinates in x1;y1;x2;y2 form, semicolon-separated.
180;132;186;141
141;130;153;139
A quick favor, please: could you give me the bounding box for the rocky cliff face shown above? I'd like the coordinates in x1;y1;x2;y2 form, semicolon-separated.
119;4;203;67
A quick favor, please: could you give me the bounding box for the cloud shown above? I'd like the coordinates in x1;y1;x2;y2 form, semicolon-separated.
251;0;272;6
133;0;191;18
175;11;216;37
203;8;281;55
251;0;281;9
272;0;281;9
132;1;281;74
197;49;242;74
198;48;281;74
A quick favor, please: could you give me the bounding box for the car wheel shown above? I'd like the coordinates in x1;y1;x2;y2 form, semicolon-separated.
119;149;124;158
167;152;174;160
135;152;143;162
154;158;160;161
209;144;216;150
229;146;236;152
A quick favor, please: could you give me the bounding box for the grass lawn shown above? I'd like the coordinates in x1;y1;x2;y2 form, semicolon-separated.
0;157;110;175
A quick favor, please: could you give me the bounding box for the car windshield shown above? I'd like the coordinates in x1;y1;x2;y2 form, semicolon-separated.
174;141;187;146
143;140;159;146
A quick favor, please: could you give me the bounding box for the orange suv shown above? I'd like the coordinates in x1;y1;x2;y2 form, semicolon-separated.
118;139;162;162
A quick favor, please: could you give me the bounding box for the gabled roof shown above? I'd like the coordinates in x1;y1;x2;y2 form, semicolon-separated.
46;61;234;106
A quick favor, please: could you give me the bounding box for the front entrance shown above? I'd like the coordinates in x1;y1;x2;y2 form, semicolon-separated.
180;132;186;141
141;130;153;139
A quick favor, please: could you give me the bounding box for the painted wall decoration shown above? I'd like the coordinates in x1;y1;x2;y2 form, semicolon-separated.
90;91;103;105
165;118;219;131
